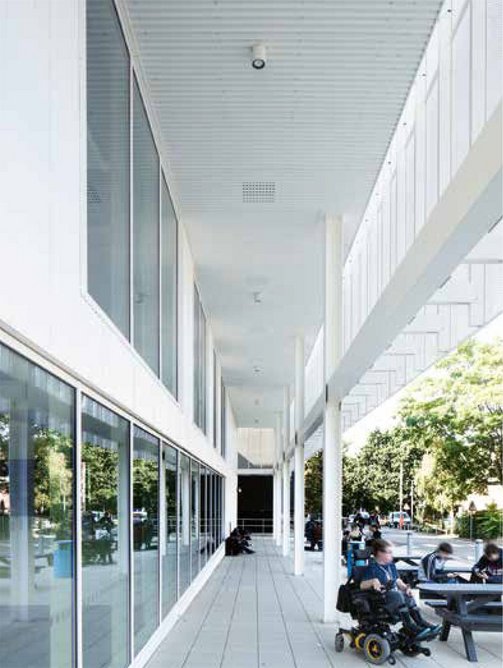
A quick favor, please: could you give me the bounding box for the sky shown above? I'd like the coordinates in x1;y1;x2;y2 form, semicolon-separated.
343;312;503;455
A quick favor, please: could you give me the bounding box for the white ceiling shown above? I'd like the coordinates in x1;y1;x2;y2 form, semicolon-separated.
125;0;443;427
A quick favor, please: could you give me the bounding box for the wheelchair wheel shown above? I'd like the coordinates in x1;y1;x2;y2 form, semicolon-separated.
363;634;391;665
334;632;344;652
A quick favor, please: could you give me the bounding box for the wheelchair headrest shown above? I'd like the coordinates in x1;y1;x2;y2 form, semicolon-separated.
350;565;368;585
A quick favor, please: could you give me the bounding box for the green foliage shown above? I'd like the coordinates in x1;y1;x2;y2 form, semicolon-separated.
305;339;503;526
399;338;503;513
342;429;425;514
305;451;323;515
82;442;119;513
456;504;503;539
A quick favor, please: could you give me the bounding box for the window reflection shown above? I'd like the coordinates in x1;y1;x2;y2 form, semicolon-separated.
161;177;177;396
133;77;160;375
190;461;200;578
178;454;190;594
162;445;177;617
193;287;207;431
133;427;159;654
81;396;129;668
87;0;130;337
0;343;75;668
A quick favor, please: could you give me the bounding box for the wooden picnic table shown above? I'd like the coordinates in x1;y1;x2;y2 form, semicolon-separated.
418;582;503;662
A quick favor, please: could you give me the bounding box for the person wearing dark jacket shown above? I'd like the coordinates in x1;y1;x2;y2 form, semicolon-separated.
360;539;441;640
305;518;315;549
418;542;456;583
365;523;382;547
471;543;503;583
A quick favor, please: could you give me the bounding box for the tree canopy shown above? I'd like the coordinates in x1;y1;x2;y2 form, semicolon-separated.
305;338;503;520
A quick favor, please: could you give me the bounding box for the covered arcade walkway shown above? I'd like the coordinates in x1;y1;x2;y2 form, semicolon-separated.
146;538;502;668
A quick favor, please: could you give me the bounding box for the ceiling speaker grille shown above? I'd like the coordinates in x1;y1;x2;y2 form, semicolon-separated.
242;181;276;204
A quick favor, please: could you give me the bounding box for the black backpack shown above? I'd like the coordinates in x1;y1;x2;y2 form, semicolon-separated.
336;582;353;613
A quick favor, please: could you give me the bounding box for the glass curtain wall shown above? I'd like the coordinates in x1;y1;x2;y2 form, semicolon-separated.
199;467;208;568
208;472;215;556
190;461;200;578
0;343;75;668
178;453;191;594
132;427;159;655
87;0;178;394
132;77;160;376
87;0;130;338
81;397;129;668
193;287;207;432
0;339;224;667
220;380;226;458
161;178;177;396
162;445;177;618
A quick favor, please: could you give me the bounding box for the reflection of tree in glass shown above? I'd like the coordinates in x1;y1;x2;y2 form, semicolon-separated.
133;459;158;516
82;442;119;514
33;428;73;538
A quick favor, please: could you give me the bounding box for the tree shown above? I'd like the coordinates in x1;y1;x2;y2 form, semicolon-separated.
304;339;503;522
305;451;323;516
399;338;503;514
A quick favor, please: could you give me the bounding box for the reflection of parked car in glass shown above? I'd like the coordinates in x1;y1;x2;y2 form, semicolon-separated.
388;511;411;528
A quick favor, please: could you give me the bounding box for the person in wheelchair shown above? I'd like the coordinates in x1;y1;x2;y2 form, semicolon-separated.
360;539;441;641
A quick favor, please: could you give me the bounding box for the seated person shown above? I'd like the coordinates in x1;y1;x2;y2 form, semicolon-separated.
360;539;441;641
418;542;458;583
472;543;503;584
312;520;322;550
365;524;382;546
349;523;363;541
305;518;315;549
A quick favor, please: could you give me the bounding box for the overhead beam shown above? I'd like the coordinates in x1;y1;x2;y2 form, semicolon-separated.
328;102;502;406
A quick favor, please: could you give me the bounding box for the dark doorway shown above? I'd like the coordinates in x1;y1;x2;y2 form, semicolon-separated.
237;475;273;533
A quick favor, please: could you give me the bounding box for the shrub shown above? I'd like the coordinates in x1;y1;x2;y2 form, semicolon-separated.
456;504;503;539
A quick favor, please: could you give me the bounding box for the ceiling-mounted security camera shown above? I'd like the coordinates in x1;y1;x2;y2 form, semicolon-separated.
251;43;267;70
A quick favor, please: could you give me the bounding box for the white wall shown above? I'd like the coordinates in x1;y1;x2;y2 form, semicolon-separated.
0;0;237;478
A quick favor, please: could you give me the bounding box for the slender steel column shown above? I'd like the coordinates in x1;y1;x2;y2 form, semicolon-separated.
323;215;343;623
294;335;305;576
282;386;291;557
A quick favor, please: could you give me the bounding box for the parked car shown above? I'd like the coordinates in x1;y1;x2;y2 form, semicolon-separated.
388;511;411;528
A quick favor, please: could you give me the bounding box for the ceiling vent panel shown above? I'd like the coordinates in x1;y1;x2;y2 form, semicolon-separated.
242;181;276;204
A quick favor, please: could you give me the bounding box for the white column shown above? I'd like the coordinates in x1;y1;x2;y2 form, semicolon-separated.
294;336;305;576
282;386;291;557
323;215;343;623
274;413;282;546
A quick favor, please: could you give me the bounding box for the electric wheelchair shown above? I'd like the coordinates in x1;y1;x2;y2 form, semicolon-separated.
335;565;433;665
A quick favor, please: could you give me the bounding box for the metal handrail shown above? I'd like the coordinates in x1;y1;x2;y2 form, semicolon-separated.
237;517;274;534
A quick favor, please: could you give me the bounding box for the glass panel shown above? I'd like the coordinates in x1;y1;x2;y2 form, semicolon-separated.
81;396;129;668
209;472;215;556
190;461;199;579
193;287;206;431
87;0;130;337
212;352;217;447
199;467;207;568
161;177;177;395
220;381;226;458
162;445;177;617
0;343;75;668
178;454;190;594
133;77;160;375
215;476;221;548
132;426;159;654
